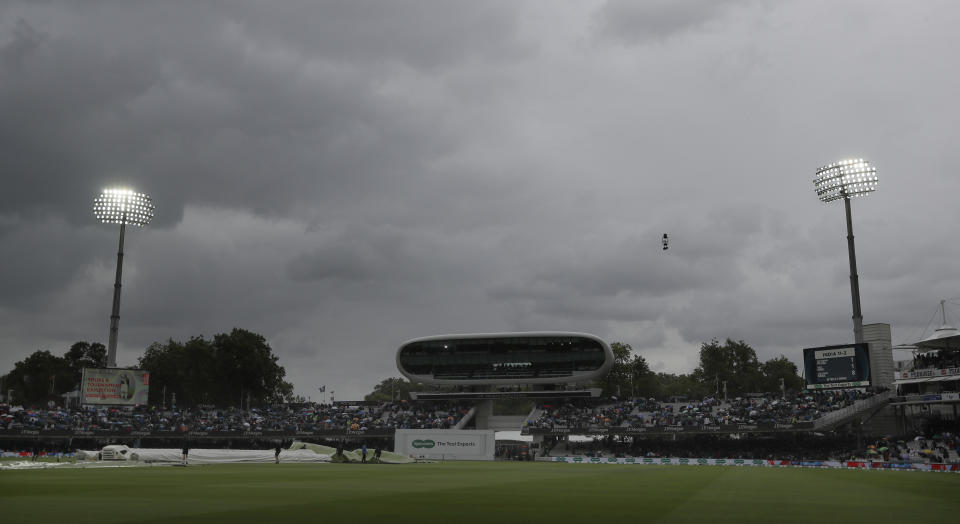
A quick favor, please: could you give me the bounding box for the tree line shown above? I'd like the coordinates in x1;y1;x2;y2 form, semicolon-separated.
1;328;293;407
0;342;107;404
3;333;802;407
597;339;804;400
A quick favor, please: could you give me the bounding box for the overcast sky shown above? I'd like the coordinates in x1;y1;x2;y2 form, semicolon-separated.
2;0;959;401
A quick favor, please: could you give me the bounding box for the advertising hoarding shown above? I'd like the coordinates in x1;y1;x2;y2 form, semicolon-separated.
896;367;960;380
802;343;870;389
81;368;150;406
394;429;495;461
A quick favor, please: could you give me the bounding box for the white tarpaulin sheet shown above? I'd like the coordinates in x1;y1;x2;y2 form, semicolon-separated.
0;461;147;470
79;448;331;464
290;441;414;464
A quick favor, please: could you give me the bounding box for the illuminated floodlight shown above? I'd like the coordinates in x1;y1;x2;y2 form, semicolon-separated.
93;187;155;368
813;159;878;344
814;158;877;203
93;188;155;226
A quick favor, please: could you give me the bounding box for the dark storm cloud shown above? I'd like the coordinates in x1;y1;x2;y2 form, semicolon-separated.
286;225;434;284
487;206;780;319
0;219;110;307
223;0;527;70
2;1;960;399
0;0;525;227
594;0;747;44
0;0;528;311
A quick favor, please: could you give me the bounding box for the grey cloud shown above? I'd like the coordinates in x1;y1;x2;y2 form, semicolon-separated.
593;0;747;44
0;219;109;308
286;226;414;283
0;1;526;229
229;0;527;70
489;206;775;307
1;18;45;71
2;1;960;400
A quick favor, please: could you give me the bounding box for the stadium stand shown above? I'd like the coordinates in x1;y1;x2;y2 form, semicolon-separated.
532;430;958;464
525;390;881;431
5;330;960;467
0;401;470;433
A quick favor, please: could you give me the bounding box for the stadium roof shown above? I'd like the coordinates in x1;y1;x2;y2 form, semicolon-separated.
915;325;960;350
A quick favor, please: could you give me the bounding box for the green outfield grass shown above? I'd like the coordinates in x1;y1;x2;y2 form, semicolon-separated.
2;462;958;523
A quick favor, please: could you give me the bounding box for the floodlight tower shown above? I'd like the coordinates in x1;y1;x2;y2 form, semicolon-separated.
814;159;878;344
93;188;155;367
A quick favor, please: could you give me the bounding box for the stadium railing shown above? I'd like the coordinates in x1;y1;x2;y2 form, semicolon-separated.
812;390;895;430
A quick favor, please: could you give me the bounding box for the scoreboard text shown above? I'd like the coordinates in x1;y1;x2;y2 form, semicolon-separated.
802;343;871;389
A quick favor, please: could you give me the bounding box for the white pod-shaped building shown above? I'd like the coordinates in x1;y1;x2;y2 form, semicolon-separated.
396;332;614;386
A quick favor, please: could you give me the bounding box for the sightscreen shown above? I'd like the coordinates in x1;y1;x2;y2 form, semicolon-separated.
802;343;870;389
394;429;495;461
81;368;150;406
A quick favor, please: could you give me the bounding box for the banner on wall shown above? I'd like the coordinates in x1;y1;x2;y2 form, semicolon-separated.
548;456;959;472
896;367;960;380
552;457;768;466
395;429;495;461
81;368;149;406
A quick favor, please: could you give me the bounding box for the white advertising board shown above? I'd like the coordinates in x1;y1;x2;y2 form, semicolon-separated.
394;429;495;461
81;368;150;406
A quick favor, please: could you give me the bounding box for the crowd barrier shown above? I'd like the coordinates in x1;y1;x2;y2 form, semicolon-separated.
547;456;960;472
1;451;77;458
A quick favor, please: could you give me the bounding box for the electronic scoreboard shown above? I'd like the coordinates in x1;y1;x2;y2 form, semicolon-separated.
802;343;871;389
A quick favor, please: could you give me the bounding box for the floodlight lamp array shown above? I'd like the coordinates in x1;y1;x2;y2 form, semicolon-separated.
93;188;155;226
814;158;877;203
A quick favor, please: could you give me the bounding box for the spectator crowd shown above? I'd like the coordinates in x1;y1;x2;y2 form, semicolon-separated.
912;351;960;371
527;389;878;430
535;431;958;464
0;401;469;433
550;433;861;462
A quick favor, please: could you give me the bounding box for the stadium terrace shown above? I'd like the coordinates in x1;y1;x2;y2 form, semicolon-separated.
2;330;959;467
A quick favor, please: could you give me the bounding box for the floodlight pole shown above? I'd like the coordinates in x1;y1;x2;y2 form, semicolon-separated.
107;215;127;368
843;194;864;344
816;160;875;345
95;189;153;369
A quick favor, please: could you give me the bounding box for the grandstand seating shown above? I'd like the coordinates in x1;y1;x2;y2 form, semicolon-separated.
526;390;882;431
0;401;470;433
2;394;957;465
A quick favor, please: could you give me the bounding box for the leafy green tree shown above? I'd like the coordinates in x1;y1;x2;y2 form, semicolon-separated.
211;328;293;405
138;328;293;408
597;342;633;396
692;339;761;396
138;337;214;407
64;342;107;372
759;355;804;394
651;372;700;400
1;341;110;405
2;350;73;404
595;342;657;397
629;354;657;397
364;377;422;402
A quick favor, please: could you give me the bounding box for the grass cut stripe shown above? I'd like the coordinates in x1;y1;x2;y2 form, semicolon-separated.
2;462;958;523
